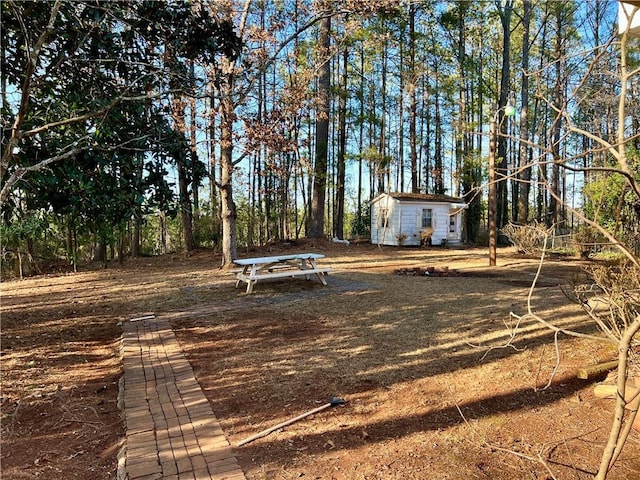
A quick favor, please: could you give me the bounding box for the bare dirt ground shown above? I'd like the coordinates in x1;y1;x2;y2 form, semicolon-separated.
2;240;639;479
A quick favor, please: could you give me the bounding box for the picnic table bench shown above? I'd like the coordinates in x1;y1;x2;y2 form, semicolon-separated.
233;253;331;294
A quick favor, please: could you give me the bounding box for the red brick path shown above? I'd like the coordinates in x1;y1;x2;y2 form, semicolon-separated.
121;318;246;480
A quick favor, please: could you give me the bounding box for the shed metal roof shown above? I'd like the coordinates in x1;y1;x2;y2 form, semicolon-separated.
372;192;465;204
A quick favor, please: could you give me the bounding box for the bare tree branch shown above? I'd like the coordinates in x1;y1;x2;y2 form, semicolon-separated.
0;148;80;206
2;0;62;176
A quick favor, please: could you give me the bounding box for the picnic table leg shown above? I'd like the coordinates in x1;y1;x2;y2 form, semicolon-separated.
308;259;328;285
300;259;311;280
299;259;313;280
245;264;259;294
236;265;249;289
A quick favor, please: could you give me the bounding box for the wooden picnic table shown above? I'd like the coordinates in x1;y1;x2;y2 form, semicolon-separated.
233;253;331;294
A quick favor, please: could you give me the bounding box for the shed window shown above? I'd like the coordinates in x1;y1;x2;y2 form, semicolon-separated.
421;208;433;228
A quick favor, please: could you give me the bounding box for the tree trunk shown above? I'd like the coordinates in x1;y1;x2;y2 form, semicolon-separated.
219;85;238;266
117;230;125;265
66;217;76;270
456;3;478;242
159;210;167;255
356;43;365;234
335;44;347;240
517;0;532;223
94;238;107;267
190;61;200;247
454;2;468;200
549;6;566;229
434;82;444;195
398;38;405;192
207;81;220;249
131;152;143;257
423;72;431;193
131;218;141;257
496;0;514;229
470;25;485;243
409;3;418;194
308;14;331;238
380;33;388;193
177;152;196;251
168;43;195;252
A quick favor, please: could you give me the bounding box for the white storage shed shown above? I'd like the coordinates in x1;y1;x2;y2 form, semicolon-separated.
370;192;467;247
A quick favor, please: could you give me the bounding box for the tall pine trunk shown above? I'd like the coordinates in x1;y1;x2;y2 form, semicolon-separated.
167;42;195;252
220;83;238;266
517;0;532;223
176;138;196;252
207;81;220;248
434;83;444;195
549;5;566;229
408;3;418;193
176;133;195;251
308;14;331;238
189;61;200;246
335;45;347;240
496;0;514;229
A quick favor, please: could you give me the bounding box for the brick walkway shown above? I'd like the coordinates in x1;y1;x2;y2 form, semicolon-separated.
121;317;246;480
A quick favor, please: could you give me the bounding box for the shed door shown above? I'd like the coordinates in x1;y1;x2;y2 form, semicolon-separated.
447;209;458;240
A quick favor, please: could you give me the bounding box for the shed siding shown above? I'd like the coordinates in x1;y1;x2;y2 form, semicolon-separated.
399;207;419;245
371;197;400;245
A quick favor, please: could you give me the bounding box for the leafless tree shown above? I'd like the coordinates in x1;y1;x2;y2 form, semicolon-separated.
502;8;640;477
